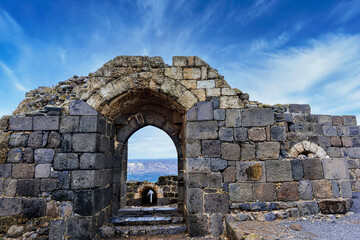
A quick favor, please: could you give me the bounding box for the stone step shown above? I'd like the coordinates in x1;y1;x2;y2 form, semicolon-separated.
117;206;178;217
98;224;187;238
107;215;184;226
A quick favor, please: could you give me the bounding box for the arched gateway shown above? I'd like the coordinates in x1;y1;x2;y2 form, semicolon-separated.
0;56;357;239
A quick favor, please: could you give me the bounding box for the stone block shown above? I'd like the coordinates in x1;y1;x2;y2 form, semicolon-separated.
322;158;348;180
71;170;97;189
210;158;227;172
339;180;352;198
319;200;348;214
197;102;213;120
12;164;35;179
317;136;331;147
299;180;312;200
54;153;79;170
241;144;255;160
74;190;96;216
219;127;233;141
256;142;280;160
28;131;43;148
35;164;51;178
208;172;223;188
204;193;229;213
331;180;340;198
214;109;225;121
59;171;70;189
354;137;360;147
343;115;357;126
0;198;22;216
221;142;240;160
266;160;293;182
33;116;59;131
237;161;265;182
10;117;33;131
79;115;106;134
323;125;338;136
73;133;100;152
69;100;98;116
223;166;236;183
66;216;96;239
209;214;223;236
202;140;221;157
9;134;29;147
186;121;218;139
7;148;23;163
173;56;187;66
80;153;106;169
225;110;241;127
17;179;40;197
248;127;266;141
234;127;248;142
291;159;304;180
186;106;197;121
229;183;252;202
60;116;79;133
60;202;73;217
302;158;324;180
47;131;61;148
270;127;286;141
52;190;74;201
241;109;274;127
332;116;343;126
23;147;33;163
251;202;267;211
348;126;360;136
253;183;276;202
277;182;298;201
34;149;55;163
186;140;201;158
183;68;201;80
342;148;360;158
41;179;58;192
186;188;203;214
312;180;332;198
187;158;210;173
330;136;342;147
23;198;46;218
187;214;209;237
296;201;319;216
0;164;12;178
289;104;301;113
318;115;332;125
49;220;66;240
220;96;242;108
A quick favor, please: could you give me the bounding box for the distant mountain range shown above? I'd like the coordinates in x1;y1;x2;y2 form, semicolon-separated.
127;158;177;182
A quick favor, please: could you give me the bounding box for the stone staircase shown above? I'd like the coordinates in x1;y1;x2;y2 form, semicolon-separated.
98;206;186;238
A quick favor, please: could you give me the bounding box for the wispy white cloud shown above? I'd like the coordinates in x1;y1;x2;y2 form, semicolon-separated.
235;0;279;24
330;0;360;23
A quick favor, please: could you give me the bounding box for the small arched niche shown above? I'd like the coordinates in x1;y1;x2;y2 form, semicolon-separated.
288;141;330;158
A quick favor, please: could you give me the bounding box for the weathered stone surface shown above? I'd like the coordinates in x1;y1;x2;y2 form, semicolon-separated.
319;200;348;214
251;202;267;211
34;149;55;163
240;144;255;161
0;164;11;178
23;147;34;163
7;225;24;238
234;127;248;142
209;214;223;236
80;153;106;170
214;109;225;121
339;180;352;198
66;216;96;239
302;158;324;180
28;131;43;148
46;200;58;218
52;190;74;201
343;115;357;126
331;180;340;198
0;198;22;216
59;171;70;189
188;214;209;237
219;127;234;141
330;136;342;146
72;133;100;152
277;182;298;201
223;166;236;183
187;158;210;173
186;121;218;139
221;143;240;160
7;148;23;163
49;220;66;240
197;102;213;120
323;125;337;136
210;158;227;172
204;194;229;213
220;96;242;108
70;100;98;116
296;201;319;216
4;179;17;197
299;180;312;200
322;158;348;180
17;179;40;197
253;183;276;202
35;164;52;178
342;148;360;158
183;68;201;80
60;202;73;217
33;116;59;131
208;172;223;188
71;170;96;189
202;140;221;157
241;109;274;127
318;115;332;125
12;164;35;179
312;180;332;198
186;140;201;158
60;116;79;133
291;159;304;180
248;127;266;141
47;131;61;148
79;115;106;134
41;179;58;192
23;198;46;218
265;160;293;182
9;134;28;147
54;153;79;170
256;142;280;160
270;127;286;141
229;183;252;202
237;161;265;182
225;110;241;127
10;117;33;131
186;188;203;214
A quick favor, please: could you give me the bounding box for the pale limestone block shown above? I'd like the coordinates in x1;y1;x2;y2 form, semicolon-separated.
221;88;237;96
206;88;221;97
201;66;208;79
191;89;206;101
183;68;201;80
197;80;215;89
165;67;183;79
181;80;197;89
220;96;243;109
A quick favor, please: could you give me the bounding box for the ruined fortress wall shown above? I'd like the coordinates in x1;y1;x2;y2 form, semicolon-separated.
0;56;359;239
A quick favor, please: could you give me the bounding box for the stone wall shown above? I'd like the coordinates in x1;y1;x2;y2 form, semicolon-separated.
126;175;178;206
0;55;358;239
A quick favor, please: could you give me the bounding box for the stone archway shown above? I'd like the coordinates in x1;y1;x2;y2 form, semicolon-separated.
288;140;330;158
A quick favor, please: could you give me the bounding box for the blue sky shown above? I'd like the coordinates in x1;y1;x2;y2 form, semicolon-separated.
1;0;360;158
